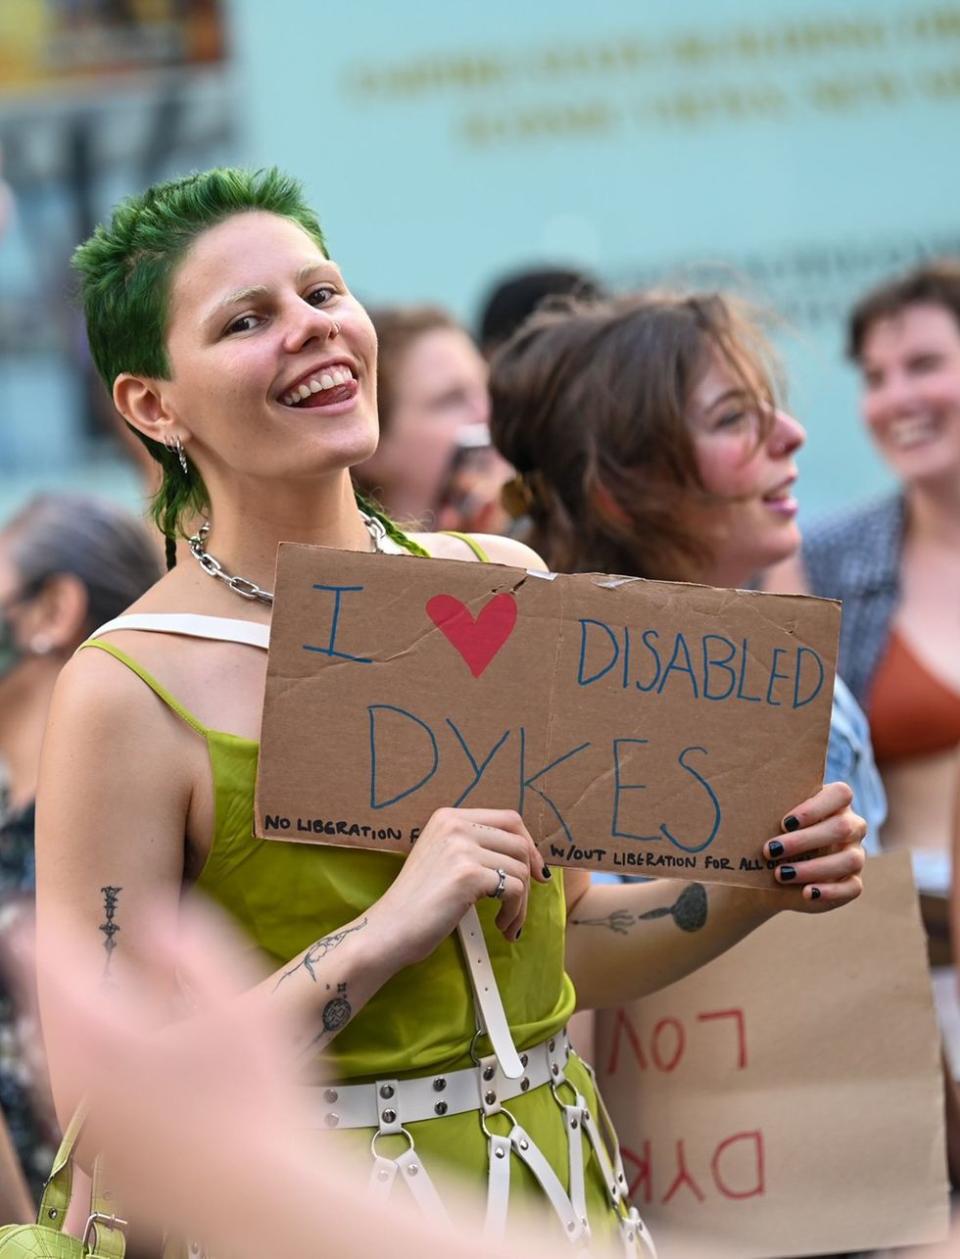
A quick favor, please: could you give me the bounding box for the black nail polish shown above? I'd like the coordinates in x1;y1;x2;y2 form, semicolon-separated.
515;929;522;940
810;887;821;900
783;815;800;832
778;865;797;881
542;866;552;880
768;840;784;859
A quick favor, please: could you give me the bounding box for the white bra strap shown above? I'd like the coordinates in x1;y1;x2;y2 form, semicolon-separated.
89;613;270;650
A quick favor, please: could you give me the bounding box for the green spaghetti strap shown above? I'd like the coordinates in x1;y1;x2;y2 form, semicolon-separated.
442;531;491;563
78;640;210;737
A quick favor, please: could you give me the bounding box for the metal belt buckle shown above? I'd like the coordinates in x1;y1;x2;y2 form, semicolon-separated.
83;1210;128;1250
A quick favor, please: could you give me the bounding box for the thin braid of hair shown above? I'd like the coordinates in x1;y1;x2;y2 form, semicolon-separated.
355;492;430;557
165;534;177;571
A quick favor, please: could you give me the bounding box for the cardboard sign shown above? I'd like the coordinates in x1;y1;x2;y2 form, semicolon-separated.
255;546;839;887
594;853;949;1257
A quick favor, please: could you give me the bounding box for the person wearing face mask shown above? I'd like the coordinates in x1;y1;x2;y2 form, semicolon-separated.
488;292;886;850
0;493;161;1211
353;305;511;532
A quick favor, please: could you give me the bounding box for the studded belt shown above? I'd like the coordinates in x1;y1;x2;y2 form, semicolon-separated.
302;1029;657;1258
303;1030;571;1130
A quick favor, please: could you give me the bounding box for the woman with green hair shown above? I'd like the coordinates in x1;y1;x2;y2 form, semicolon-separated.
35;167;865;1254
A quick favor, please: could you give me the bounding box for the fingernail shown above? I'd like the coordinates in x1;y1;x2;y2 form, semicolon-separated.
783;815;800;832
542;866;552;880
778;865;797;882
767;839;784;859
515;929;522;940
810;887;821;900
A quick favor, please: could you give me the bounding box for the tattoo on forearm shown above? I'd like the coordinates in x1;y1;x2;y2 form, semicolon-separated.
572;884;708;935
321;982;352;1034
99;885;122;978
273;918;367;991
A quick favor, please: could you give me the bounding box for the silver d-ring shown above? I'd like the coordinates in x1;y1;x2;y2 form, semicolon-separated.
491;868;507;900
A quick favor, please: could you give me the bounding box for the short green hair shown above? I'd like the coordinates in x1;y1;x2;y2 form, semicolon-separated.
72;167;328;550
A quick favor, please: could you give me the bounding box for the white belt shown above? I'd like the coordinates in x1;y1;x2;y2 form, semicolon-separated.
304;1030;656;1259
303;1030;571;1131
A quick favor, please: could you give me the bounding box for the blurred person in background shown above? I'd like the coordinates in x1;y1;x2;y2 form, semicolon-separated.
0;493;161;1212
488;291;886;849
768;263;960;915
32;166;865;1255
352;304;511;532
477;266;604;359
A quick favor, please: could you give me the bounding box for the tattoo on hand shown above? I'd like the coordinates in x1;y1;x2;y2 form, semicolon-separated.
572;884;708;935
273;918;367;991
321;982;352;1034
99;885;122;979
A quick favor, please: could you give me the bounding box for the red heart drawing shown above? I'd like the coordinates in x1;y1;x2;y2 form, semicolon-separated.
426;593;518;678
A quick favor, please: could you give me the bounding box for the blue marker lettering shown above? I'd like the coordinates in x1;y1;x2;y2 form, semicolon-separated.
303;584;372;664
660;746;721;853
368;705;438;809
446;720;511;807
701;634;737;701
611;738;659;842
518;727;590;845
577;619;619;686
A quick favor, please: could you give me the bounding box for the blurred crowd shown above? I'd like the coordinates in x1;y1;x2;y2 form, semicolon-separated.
1;169;960;1257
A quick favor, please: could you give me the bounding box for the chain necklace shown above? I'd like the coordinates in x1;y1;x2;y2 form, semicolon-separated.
187;514;389;606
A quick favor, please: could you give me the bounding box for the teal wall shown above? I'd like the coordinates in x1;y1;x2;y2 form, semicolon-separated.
232;0;960;518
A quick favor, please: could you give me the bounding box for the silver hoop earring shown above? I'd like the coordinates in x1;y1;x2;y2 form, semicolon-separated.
166;436;189;477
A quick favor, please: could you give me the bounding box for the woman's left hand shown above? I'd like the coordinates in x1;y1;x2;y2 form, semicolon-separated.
762;781;866;911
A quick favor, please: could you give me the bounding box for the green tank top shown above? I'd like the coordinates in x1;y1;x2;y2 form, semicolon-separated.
80;534;575;1083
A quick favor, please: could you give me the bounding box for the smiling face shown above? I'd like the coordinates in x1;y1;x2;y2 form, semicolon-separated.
136;211;379;493
686;349;806;586
858;302;960;488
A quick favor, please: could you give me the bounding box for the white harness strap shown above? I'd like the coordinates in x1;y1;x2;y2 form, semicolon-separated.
89;612;270;649
457;907;525;1080
484;1133;512;1238
394;1146;450;1221
508;1123;586;1243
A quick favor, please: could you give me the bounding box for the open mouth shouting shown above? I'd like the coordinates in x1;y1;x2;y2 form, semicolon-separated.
278;360;359;410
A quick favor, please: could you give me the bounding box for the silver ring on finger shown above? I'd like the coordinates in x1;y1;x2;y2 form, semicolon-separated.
490;867;507;900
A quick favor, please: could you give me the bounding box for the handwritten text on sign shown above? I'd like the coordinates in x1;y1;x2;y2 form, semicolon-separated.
254;546;840;887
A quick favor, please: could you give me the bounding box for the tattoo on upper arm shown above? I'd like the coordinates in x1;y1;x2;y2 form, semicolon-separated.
99;885;122;978
571;883;708;935
272;918;368;991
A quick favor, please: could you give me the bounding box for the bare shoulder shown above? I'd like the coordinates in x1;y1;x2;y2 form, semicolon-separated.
411;531;548;571
48;644;184;757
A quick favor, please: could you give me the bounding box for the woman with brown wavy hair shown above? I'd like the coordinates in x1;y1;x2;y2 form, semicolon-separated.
489;290;885;836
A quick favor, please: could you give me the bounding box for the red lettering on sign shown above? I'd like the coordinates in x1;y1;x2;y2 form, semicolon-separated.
606;1008;648;1075
697;1007;748;1069
712;1130;765;1199
651;1017;686;1072
621;1142;652;1203
661;1139;706;1204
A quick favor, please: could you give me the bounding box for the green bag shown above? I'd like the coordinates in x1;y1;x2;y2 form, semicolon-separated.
0;1110;125;1258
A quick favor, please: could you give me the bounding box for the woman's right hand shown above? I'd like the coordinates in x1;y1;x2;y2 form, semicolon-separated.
375;807;551;966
